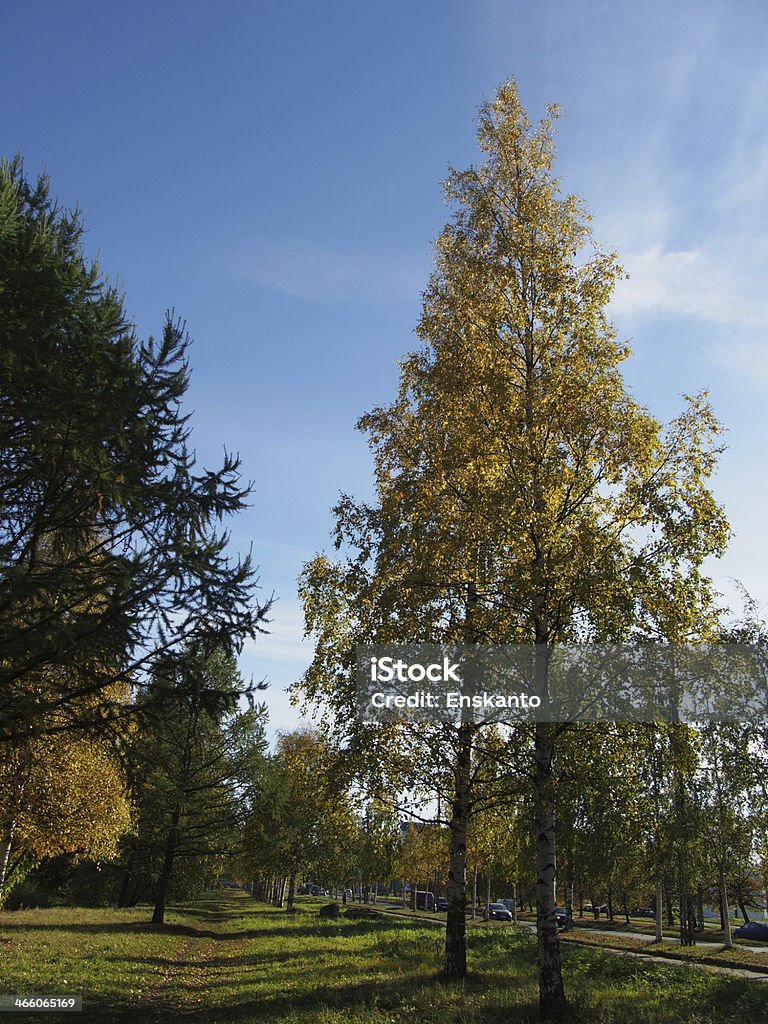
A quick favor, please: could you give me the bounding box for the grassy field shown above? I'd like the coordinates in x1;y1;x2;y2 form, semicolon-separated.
1;892;768;1024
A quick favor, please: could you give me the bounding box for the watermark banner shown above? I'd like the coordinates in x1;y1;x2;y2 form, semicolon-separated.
356;644;768;724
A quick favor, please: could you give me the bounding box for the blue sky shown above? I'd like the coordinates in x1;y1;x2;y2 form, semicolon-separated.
3;0;767;736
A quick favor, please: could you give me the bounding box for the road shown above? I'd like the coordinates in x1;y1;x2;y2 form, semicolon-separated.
513;917;768;955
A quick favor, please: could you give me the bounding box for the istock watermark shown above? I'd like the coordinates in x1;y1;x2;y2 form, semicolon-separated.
356;644;768;725
369;655;463;684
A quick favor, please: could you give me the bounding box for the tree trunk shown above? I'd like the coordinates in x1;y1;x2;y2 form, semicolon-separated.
443;722;471;979
534;721;567;1017
117;853;135;909
738;899;750;924
286;868;296;911
687;895;697;943
679;880;688;945
0;816;17;898
0;754;30;902
720;865;733;948
696;885;704;932
679;879;695;946
472;867;477;920
152;803;181;924
565;878;574;931
665;887;675;927
655;877;663;942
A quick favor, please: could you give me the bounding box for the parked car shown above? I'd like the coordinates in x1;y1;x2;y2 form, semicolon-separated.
344;889;353;900
733;921;768;940
500;898;516;915
437;897;449;911
631;907;656;919
487;902;514;921
555;907;567;927
415;890;435;911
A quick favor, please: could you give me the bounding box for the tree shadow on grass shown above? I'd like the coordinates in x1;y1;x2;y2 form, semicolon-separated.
0;920;222;938
105;944;339;971
0;913;421;945
22;935;768;1024
71;968;543;1024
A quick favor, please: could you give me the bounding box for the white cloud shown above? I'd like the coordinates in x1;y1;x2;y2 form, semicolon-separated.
244;601;312;668
718;143;768;212
610;241;768;328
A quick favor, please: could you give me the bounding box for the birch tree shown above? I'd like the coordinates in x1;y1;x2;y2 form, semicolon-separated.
299;81;728;1015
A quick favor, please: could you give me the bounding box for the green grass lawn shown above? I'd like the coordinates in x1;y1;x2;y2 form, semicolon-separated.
1;892;767;1023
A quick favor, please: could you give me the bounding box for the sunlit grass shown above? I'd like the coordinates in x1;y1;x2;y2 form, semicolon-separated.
1;892;767;1023
556;923;768;969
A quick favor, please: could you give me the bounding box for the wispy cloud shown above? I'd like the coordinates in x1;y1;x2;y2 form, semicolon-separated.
244;602;313;669
599;66;768;341
517;5;768;347
610;239;768;329
232;238;429;304
240;602;319;743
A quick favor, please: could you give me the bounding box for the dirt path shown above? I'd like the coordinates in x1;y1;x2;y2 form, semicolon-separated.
138;901;243;1018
